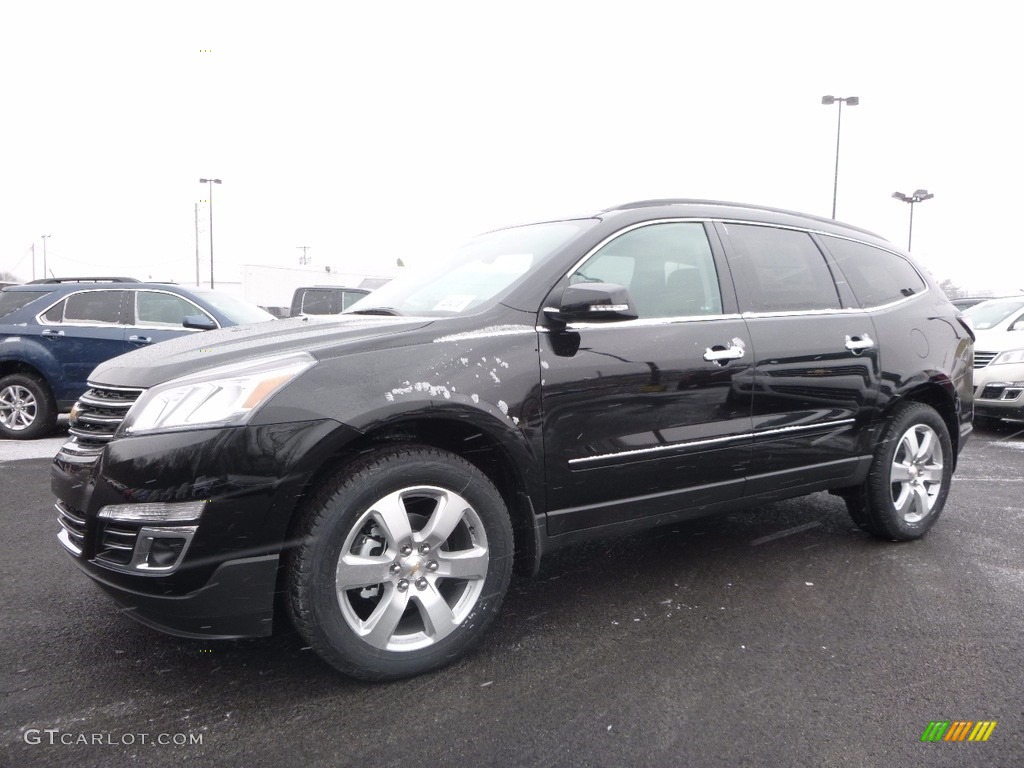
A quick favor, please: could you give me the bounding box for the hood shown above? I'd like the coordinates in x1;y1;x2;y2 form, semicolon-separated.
974;329;1024;354
91;314;434;388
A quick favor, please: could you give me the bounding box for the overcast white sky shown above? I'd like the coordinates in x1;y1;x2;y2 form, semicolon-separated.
2;1;1021;296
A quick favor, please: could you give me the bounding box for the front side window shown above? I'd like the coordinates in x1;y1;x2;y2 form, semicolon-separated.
821;236;926;308
136;291;209;327
61;291;126;325
300;290;334;315
722;224;841;312
570;222;723;319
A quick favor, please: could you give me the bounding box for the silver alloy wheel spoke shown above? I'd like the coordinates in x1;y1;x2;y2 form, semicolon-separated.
890;424;943;524
417;492;467;548
360;586;410;647
335;485;490;652
369;490;414;546
335;555;394;591
413;584;459;637
435;547;489;580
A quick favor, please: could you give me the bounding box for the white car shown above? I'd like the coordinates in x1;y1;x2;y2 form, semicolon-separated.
964;296;1024;423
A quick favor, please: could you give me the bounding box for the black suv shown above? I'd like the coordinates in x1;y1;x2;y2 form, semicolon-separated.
53;201;974;680
0;278;274;439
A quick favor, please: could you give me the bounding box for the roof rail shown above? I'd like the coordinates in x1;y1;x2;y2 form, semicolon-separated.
27;277;142;284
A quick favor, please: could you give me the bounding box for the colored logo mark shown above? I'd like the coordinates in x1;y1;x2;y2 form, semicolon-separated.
921;721;997;742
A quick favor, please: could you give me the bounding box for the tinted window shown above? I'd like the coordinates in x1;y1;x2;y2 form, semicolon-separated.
722;224;841;312
301;290;334;315
62;291;125;324
822;236;926;308
572;222;723;319
0;290;52;318
136;291;207;326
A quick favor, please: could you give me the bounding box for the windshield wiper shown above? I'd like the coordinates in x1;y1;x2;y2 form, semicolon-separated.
348;307;403;316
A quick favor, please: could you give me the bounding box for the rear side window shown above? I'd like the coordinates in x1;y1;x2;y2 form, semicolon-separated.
721;224;841;312
821;236;926;308
0;290;52;318
62;291;126;324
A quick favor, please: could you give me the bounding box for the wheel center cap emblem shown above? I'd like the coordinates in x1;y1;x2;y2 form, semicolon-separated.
403;555;422;576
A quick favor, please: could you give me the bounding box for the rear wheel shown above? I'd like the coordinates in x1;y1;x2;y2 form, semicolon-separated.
0;373;57;440
845;402;953;541
287;445;513;680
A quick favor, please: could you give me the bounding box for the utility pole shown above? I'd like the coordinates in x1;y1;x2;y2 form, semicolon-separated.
30;243;35;280
41;235;51;278
297;245;311;265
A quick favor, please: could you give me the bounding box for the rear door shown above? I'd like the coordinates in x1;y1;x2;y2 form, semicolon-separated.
540;220;754;535
38;290;130;398
714;222;881;495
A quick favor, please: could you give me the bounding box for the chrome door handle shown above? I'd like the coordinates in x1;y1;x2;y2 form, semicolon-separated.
845;333;875;353
703;339;746;364
41;329;64;338
128;335;153;345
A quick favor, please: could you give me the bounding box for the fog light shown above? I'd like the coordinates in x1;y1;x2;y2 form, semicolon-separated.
98;501;205;524
147;537;187;568
129;526;197;573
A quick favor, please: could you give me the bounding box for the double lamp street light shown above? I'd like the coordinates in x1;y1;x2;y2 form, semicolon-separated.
892;189;934;252
821;95;859;220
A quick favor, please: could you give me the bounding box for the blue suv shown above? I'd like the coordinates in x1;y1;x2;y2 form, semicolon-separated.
0;278;274;439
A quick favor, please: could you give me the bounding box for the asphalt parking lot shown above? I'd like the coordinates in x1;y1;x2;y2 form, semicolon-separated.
2;421;1023;767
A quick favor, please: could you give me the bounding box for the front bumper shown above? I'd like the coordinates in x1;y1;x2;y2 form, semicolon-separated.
52;418;352;638
973;361;1024;420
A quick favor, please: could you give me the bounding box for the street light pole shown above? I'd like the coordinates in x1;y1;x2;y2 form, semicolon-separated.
194;202;200;287
821;95;860;219
199;178;222;288
892;189;934;251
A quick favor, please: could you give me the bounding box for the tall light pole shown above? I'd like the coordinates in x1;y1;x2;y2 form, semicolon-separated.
892;189;934;251
199;178;221;288
194;202;201;287
821;95;859;219
41;234;51;278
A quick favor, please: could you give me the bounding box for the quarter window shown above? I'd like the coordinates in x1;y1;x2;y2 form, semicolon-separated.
62;291;126;324
722;224;841;312
571;223;723;319
821;236;926;308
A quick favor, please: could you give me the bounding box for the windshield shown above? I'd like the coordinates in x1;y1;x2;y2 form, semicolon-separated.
193;290;276;324
345;220;592;317
964;298;1024;330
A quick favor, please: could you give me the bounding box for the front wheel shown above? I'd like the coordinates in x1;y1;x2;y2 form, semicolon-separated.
845;402;953;541
287;445;514;680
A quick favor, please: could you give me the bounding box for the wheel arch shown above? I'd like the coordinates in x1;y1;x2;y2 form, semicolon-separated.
884;374;961;470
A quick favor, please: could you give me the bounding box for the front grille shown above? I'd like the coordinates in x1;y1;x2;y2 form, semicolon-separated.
974;351;998;369
68;386;144;446
56;501;87;555
96;522;139;566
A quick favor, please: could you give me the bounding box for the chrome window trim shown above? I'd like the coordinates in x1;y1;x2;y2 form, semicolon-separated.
567;418;856;466
540;313;745;332
35;288;128;327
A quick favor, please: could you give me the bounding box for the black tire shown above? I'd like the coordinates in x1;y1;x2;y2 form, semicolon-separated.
287;444;514;680
845;402;953;541
0;373;57;440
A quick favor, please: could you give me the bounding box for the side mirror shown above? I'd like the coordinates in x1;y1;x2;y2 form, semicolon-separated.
1011;319;1024;332
182;314;217;331
545;283;638;324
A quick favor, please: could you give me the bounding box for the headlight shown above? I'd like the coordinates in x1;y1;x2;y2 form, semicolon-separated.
992;349;1024;366
121;353;316;435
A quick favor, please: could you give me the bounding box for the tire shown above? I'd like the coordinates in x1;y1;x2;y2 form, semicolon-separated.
845;402;953;541
287;444;514;680
0;373;57;440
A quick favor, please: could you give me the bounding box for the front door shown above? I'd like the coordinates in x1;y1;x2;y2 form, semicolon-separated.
540;221;754;536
